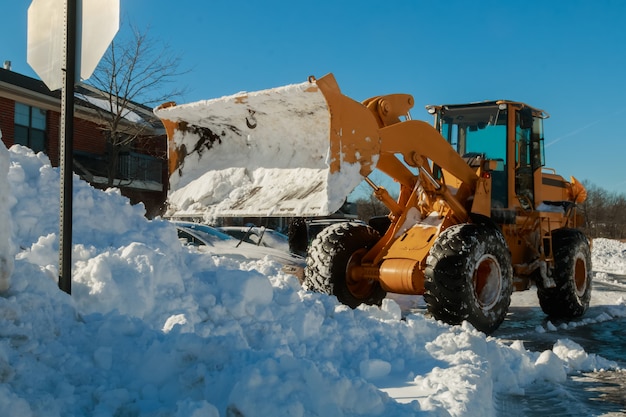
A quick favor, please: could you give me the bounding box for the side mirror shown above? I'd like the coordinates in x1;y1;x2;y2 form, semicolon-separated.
483;159;499;171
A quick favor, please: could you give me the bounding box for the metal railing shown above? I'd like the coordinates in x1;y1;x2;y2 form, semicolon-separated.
118;152;162;183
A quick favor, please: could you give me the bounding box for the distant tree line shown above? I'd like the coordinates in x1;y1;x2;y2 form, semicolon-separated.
579;182;626;240
353;181;626;241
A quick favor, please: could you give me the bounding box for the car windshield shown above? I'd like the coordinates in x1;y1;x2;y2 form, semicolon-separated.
219;226;290;250
176;223;235;245
263;230;288;243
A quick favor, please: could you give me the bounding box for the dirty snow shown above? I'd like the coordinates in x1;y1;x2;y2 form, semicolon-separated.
0;142;624;417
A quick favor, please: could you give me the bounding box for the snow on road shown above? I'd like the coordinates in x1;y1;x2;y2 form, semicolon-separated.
0;144;624;417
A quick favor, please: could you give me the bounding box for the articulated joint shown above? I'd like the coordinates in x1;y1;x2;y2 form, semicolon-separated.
514;259;556;288
347;258;426;296
378;258;425;294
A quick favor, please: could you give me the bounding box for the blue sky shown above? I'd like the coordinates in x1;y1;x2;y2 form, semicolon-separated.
2;0;626;195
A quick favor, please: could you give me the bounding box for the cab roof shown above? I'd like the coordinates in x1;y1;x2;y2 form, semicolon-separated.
426;100;549;119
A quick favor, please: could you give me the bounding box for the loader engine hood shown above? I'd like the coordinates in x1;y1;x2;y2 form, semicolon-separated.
154;74;381;219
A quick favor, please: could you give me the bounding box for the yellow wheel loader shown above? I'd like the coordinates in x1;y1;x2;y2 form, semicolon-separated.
155;73;591;333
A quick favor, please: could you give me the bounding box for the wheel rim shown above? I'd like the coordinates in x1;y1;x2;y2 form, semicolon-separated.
345;248;375;300
574;255;588;297
472;254;502;309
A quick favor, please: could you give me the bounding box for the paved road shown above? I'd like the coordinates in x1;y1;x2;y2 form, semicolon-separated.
493;273;626;416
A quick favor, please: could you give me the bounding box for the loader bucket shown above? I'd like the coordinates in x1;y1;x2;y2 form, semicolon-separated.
155;74;381;218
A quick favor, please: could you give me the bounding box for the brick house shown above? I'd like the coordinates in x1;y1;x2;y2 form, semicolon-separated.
0;66;167;218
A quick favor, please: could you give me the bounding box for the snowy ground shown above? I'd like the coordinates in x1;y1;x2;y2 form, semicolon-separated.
0;143;624;417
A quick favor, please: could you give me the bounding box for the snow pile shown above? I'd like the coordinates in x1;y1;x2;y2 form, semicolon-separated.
0;129;13;291
0;143;623;416
592;238;626;274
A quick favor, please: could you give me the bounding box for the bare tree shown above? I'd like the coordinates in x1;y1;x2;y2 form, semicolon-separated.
580;181;626;240
355;194;389;222
85;24;187;187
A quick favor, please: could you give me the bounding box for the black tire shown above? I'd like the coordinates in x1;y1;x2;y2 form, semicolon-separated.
288;217;308;257
303;222;386;308
537;229;592;318
424;223;513;334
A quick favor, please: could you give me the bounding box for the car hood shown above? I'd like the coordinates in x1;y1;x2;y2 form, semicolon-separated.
197;239;305;267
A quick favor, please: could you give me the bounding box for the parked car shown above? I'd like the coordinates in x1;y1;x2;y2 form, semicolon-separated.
217;226;290;253
288;217;365;256
172;221;305;280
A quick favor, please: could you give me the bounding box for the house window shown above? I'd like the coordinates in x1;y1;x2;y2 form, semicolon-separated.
14;102;46;153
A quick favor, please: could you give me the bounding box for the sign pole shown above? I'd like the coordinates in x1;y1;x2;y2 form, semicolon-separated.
58;0;77;294
28;0;119;294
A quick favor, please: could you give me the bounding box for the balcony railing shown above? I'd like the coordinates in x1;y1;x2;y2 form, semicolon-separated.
74;151;164;190
118;152;162;183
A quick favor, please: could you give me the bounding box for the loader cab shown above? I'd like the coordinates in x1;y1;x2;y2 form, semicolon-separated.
429;100;547;211
432;101;509;208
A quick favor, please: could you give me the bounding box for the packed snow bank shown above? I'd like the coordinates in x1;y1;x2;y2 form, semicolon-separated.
0;135;13;292
591;238;626;274
0;145;623;416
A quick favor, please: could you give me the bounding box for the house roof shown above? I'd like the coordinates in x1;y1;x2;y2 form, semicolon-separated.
0;67;59;99
0;68;164;134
